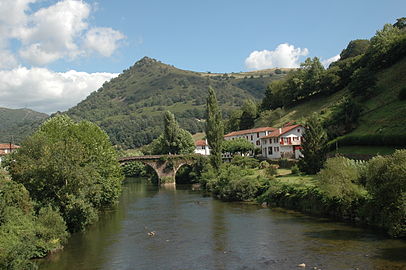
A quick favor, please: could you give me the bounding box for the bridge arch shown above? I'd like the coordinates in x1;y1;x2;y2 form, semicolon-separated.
119;155;197;185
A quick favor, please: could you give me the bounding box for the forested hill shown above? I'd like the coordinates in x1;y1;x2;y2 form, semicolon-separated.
0;107;48;144
66;57;287;148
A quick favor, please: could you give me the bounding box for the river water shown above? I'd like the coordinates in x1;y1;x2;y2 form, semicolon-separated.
39;178;406;270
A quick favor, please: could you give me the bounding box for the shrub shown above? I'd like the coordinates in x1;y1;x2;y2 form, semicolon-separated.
230;155;259;169
266;164;278;176
259;161;270;169
291;165;300;175
317;156;367;203
364;150;406;237
205;164;262;201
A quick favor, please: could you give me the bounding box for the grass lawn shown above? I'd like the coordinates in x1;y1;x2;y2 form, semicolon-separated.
276;173;317;185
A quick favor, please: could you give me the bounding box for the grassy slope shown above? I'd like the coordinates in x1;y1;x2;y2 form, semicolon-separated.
255;57;406;139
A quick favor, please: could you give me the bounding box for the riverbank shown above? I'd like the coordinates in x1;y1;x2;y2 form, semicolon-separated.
200;151;406;238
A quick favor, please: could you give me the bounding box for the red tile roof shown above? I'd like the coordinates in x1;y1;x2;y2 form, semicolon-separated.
0;144;20;150
195;140;208;146
261;125;302;139
224;127;276;137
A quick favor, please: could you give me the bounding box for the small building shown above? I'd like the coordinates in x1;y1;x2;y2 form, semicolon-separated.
194;139;210;155
224;127;277;148
0;143;20;162
260;125;304;159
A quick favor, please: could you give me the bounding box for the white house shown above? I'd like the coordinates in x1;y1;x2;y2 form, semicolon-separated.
0;143;20;163
224;127;277;148
260;124;304;159
194;139;210;155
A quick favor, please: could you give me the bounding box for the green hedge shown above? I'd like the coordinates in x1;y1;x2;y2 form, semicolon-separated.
329;134;406;149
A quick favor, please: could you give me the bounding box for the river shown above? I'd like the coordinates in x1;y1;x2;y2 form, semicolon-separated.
39;178;406;270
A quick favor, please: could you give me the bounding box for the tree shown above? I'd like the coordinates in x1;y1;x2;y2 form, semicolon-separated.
239;99;258;130
223;138;255;155
224;109;242;133
394;17;406;29
206;87;224;170
9;115;123;232
151;111;195;155
339;39;370;60
298;113;328;174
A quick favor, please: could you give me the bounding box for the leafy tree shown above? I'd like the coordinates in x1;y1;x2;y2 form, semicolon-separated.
298;114;328;174
239;99;258;130
224;109;242;133
394;17;406;29
340;39;370;60
151;111;195;154
365;150;406;237
206;87;224;170
223;138;255;155
9;115;123;232
348;67;377;98
325;97;362;138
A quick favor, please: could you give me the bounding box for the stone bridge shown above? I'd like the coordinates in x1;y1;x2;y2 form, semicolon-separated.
118;155;198;185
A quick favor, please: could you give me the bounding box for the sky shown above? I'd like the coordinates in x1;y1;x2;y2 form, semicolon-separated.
0;0;405;114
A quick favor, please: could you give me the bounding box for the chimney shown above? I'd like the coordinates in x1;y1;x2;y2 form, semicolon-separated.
279;128;282;134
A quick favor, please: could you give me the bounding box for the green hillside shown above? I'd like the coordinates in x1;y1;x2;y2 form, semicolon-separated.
67;57;287;148
256;57;406;129
0;107;48;144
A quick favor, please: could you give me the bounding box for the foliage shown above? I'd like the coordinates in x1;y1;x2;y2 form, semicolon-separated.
122;161;147;177
230;155;259;169
330;134;406;148
259;160;270;169
151;111;195;155
340;39;370;60
223;138;255;155
265;165;278;176
0;169;68;269
203;164;266;201
205;87;224;169
298;114;328;174
291;164;300;175
348;67;377;98
224;109;242;133
325;97;362;138
8;115;123;232
317;156;367;203
239;99;258;130
364;150;406;237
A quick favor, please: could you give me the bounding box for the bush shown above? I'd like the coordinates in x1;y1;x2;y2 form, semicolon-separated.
230;155;259;169
331;134;406;147
317;156;367;203
204;164;265;201
259;161;270;169
364;150;406;237
291;165;300;175
122;161;147;177
265;164;278;176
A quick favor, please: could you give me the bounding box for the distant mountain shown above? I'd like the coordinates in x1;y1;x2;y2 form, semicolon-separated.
67;57;288;148
0;107;48;144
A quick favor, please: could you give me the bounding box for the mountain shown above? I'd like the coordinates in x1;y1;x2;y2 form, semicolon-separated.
0;107;48;144
66;57;288;148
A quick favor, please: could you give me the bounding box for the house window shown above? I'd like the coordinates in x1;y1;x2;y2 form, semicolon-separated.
256;140;260;146
297;129;301;133
274;147;279;152
268;147;273;155
251;135;253;140
257;132;259;138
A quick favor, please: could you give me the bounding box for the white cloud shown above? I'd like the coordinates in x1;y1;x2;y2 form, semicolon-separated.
0;0;126;66
0;67;118;113
245;43;309;70
85;27;126;57
321;54;340;68
0;50;19;69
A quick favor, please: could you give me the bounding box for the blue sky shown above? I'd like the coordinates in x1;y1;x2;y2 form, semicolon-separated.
0;0;405;113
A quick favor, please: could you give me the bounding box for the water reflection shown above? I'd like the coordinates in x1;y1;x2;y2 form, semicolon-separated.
39;178;406;270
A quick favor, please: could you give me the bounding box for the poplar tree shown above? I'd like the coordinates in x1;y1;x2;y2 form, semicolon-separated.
205;87;224;169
